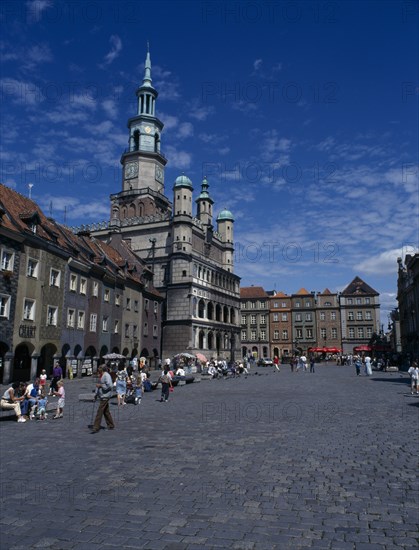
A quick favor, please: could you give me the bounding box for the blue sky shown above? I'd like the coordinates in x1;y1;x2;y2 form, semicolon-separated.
1;0;418;326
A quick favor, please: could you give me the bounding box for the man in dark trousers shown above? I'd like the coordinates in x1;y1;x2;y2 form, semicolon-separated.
91;365;115;433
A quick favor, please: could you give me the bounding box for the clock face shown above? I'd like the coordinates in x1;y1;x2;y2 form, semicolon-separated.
125;162;138;179
144;126;152;134
155;165;164;183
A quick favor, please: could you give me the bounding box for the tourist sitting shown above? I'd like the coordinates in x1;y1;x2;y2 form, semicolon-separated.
1;383;27;422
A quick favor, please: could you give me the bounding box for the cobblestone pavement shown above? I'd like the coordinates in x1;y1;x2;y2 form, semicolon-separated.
1;364;418;550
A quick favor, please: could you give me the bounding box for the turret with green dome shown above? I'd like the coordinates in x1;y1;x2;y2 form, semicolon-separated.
196;177;214;226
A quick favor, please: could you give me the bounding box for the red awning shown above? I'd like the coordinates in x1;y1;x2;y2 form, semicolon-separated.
354;345;372;352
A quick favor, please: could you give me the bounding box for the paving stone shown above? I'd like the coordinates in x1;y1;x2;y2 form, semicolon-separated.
1;366;417;550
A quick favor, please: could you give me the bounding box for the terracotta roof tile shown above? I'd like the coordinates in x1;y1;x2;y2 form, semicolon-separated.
240;286;268;298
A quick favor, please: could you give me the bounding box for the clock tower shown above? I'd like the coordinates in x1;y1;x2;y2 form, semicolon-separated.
119;47;167;199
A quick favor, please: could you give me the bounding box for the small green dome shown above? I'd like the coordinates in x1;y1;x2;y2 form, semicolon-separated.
174;174;193;189
217;208;234;222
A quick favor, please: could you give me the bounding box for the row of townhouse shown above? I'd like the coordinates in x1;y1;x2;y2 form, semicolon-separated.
240;277;381;358
0;184;162;384
397;253;419;362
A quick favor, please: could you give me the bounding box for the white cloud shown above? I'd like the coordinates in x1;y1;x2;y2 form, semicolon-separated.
178;122;193;139
101;99;118;119
189;102;215;121
26;0;53;23
101;35;122;67
165;146;192;170
253;59;263;71
354;249;404;275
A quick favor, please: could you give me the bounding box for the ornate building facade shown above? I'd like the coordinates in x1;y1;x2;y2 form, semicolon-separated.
89;51;241;360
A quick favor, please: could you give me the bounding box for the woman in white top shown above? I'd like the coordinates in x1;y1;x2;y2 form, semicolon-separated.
1;383;27;422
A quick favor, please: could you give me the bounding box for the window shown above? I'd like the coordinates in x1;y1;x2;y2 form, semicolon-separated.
305;301;311;307
92;281;99;297
295;313;302;322
296;329;303;338
282;313;288;321
330;312;336;321
69;274;78;292
356;312;363;321
67;308;75;328
77;310;85;329
80;278;87;295
282;329;288;339
27;258;39;278
260;330;266;340
126;297;131;310
153;325;158;337
250;314;257;325
23;299;35;321
241;330;247;340
274;302;279;308
250;330;257;341
365;311;372;320
125;324;130;338
250;302;256;309
347;298;353;304
320;328;326;338
144;299;149;311
305;313;312;321
306;328;313;338
357;327;364;338
260;301;266;308
281;302;286;308
320;312;325;321
349;328;354;338
89;314;97;332
241;315;247;324
143;322;148;336
102;316;109;333
356;298;362;304
295;301;300;308
115;294;121;306
1;249;14;271
365;298;370;304
260;314;266;325
114;320;119;334
331;328;337;339
0;295;11;318
348;312;354;321
366;327;373;338
104;289;110;302
50;268;61;287
154;301;158;314
47;306;58;326
324;301;332;306
134;300;139;312
273;313;279;322
274;330;279;339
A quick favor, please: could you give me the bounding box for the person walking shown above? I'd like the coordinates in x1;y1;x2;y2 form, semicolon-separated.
159;369;172;402
49;362;63;395
273;356;280;372
355;356;362;376
364;355;372;376
310;357;315;373
115;364;128;407
407;361;419;395
91;366;115;433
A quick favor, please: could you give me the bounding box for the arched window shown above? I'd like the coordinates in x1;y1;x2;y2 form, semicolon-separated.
133;130;140;151
215;304;222;322
207;302;214;320
223;306;229;323
208;332;214;350
230;307;235;324
192;297;197;317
